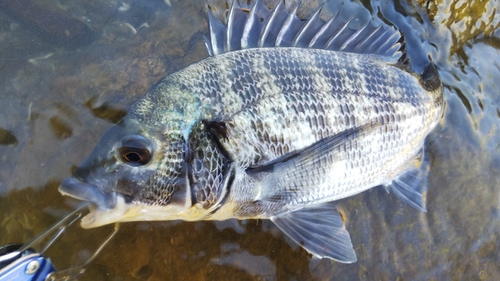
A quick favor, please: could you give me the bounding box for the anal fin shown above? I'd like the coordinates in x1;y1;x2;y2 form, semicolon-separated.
271;203;356;263
384;149;430;212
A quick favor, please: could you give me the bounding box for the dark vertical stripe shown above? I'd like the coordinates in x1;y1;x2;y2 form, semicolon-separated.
201;62;223;111
229;51;265;107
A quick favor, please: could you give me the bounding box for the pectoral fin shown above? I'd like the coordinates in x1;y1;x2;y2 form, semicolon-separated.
271;203;356;263
247;124;378;202
248;124;374;174
384;148;430;212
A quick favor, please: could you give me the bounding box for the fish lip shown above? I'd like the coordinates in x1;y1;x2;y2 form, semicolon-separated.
59;177;117;210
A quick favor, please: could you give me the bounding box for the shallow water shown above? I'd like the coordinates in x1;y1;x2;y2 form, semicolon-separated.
0;0;499;280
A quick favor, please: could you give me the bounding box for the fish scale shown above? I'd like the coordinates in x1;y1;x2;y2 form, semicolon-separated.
175;49;431;165
58;0;444;263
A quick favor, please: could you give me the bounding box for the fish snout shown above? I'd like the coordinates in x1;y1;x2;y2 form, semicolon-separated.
59;177;117;210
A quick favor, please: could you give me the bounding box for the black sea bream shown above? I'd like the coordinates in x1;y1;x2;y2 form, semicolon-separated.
59;0;444;262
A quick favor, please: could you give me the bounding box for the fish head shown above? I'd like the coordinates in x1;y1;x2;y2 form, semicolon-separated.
59;117;194;228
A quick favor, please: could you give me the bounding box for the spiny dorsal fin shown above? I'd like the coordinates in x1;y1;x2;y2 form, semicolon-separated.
204;0;405;61
396;35;409;67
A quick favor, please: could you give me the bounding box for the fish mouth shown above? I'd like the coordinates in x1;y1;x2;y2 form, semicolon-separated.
59;177;199;228
59;177;170;228
59;177;125;228
59;177;117;210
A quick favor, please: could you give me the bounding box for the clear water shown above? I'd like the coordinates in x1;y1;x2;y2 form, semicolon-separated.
0;0;499;280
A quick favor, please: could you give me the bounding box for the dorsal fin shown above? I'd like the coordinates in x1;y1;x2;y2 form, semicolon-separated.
204;0;405;62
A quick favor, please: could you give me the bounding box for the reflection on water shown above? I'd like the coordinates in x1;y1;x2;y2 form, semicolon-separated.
0;0;499;280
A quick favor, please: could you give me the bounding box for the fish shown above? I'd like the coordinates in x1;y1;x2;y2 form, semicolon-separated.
58;0;444;263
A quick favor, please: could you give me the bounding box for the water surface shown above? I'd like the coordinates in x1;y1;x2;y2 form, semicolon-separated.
0;0;499;280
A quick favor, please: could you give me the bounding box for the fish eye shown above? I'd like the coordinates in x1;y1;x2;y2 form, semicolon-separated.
118;135;153;166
